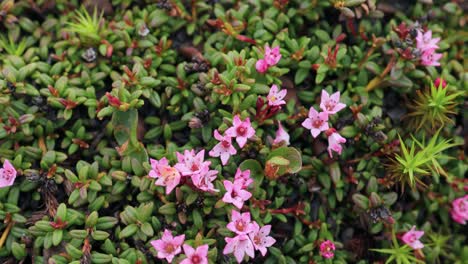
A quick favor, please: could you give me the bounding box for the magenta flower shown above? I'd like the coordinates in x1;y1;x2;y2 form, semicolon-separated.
264;46;281;66
416;30;440;51
401;226;424;250
326;129;346;158
151;229;185;263
191;167;219;193
320;90;346;115
233;168;253;189
222;180;252;209
273;121;290;146
302;108;329;138
248;222;276;256
209;130;237;165
0;159;16;188
267;84;287;107
175;149;211;177
149;158;181;194
319;240;336;259
255;59;268;73
180;244;209;264
450;195;468;225
225;115;255;148
227;210;254;235
223;234;255;263
434;77;447;89
420;48;442;67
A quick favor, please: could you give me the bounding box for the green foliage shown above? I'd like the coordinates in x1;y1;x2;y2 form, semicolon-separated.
371;230;424;264
66;7;103;46
0;35;27;56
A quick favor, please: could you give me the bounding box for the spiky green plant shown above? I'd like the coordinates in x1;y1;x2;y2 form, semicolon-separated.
0;35;27;56
425;233;452;264
371;230;425;264
406;82;463;131
66;7;104;46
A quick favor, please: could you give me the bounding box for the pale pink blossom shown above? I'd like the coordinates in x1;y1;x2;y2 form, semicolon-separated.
223;234;255;263
248;222;276;256
209;130;237;165
227;210;254;235
255;59;268;73
0;159;17;188
272;121;290;146
319;240;336;259
175;149;211;177
222;180;252;209
264;46;281;66
149;158;181;194
233;168;253;189
450;195;468;225
416;30;440;51
266;84;287;107
320;90;346;115
401;226;424;250
225;115;255;148
326;129;346;158
191;167;219;193
180;244;209;264
420;48;442;67
302;108;329;138
151;229;185;262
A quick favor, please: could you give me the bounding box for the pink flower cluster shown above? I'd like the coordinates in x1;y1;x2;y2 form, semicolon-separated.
149;149;219;194
209;115;255;165
151;229;209;263
222;169;253;209
319;240;336;259
301;90;347;157
450;195;468;225
223;210;276;263
401;226;424;250
416;29;442;67
0;159;17;188
255;46;281;73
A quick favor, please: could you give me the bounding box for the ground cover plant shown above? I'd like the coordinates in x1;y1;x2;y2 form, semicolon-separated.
0;0;466;263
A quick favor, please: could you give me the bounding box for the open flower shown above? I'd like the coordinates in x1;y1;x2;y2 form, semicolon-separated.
180;244;209;264
225;115;255;148
264;46;281;66
302;108;329;138
266;84;287;107
319;240;336;259
320;90;346;115
227;210;254;235
233;168;253;189
209;130;237;165
420;48;442;67
151;229;185;263
0;159;17;188
401;226;424;250
255;59;268;73
191;167;219;193
222;180;252;209
248;222;276;256
273;121;290;146
223;234;255;263
450;195;468;225
416;30;440;51
175;149;211;177
326;129;346;158
149;158;181;194
149;157;169;179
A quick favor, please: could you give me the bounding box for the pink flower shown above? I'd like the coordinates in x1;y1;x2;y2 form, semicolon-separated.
0;159;16;188
319;240;336;259
222;180;252;209
255;59;268;73
434;77;447;89
273;121;290;146
266;84;287;107
180;244;209;264
401;226;424;250
450;195;468;225
264;46;281;66
209;130;237;165
149;158;181;194
223;234;255;263
191;167;219;193
151;229;185;262
320;90;346;115
175;149;211;177
420;48;442;67
225;115;255;148
326;129;346;158
301;108;329;138
416;30;440;51
233;168;253;189
248;222;276;256
227;210;254;235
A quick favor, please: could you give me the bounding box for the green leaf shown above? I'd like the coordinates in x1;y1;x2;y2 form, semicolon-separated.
119;224;138;239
